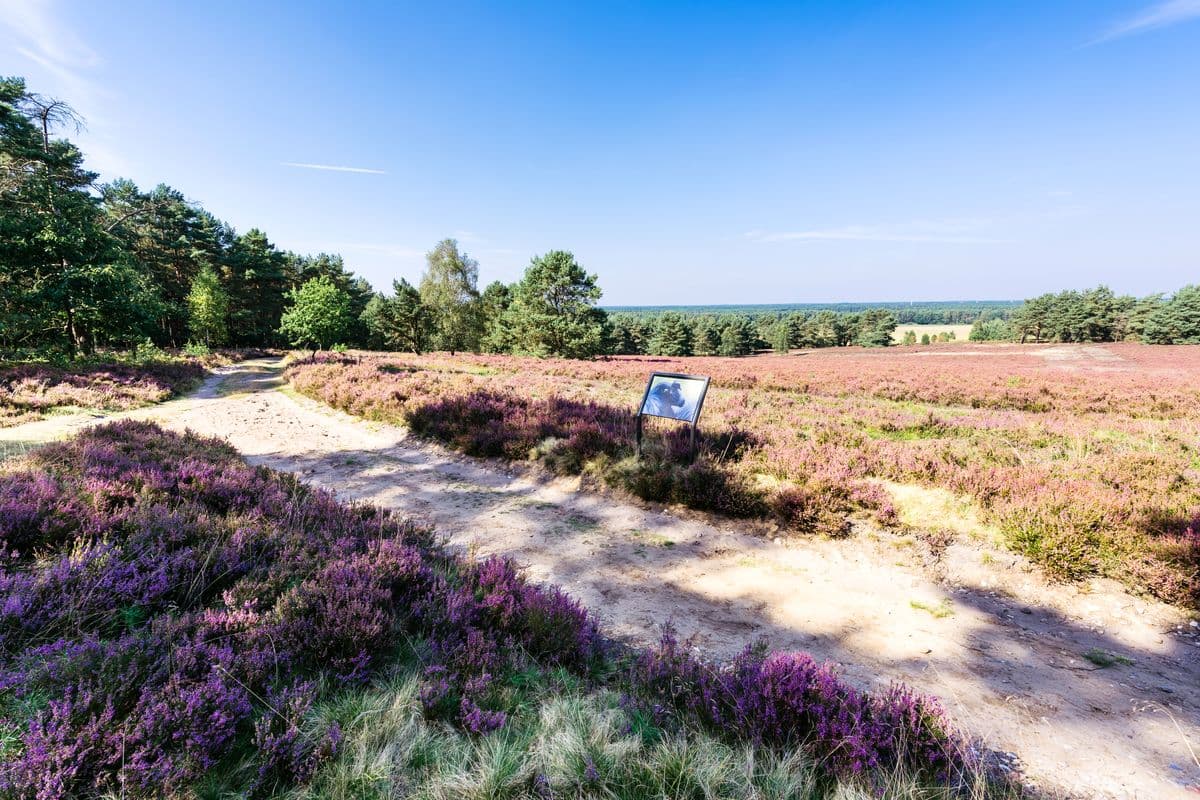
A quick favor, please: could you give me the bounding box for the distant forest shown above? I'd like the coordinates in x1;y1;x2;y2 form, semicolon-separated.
606;301;1021;326
4;74;1199;362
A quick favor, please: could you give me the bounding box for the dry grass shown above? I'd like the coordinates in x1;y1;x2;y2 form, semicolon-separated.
267;675;1016;800
892;325;974;344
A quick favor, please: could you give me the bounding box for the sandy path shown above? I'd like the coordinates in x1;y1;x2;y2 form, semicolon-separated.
3;357;1198;799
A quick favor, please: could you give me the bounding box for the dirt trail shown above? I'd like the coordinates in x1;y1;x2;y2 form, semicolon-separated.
3;357;1198;799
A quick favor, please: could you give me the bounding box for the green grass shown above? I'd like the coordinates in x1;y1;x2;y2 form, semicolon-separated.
909;599;956;619
564;513;602;532
184;587;1009;800
244;672;1005;800
1082;648;1135;668
629;529;676;548
185;635;1012;800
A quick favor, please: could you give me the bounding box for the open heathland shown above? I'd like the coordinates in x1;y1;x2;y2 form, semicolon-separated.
0;421;991;799
286;343;1200;609
0;349;272;428
0;359;204;428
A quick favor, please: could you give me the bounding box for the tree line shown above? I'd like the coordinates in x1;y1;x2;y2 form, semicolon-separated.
605;308;898;356
5;75;1196;363
352;253;902;359
0;76;375;356
352;242;608;359
0;76;613;361
968;285;1200;345
609;300;1018;326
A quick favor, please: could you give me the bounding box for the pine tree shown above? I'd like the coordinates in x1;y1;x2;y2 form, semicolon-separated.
479;280;514;354
503;251;607;359
717;317;756;356
649;312;694;356
1143;285;1200;344
856;309;897;347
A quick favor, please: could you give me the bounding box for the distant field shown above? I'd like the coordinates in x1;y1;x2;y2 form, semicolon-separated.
891;323;974;343
288;343;1200;610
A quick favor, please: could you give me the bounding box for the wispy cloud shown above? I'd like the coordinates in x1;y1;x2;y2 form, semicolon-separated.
281;162;387;175
1;0;102;117
1091;0;1200;44
745;219;1009;245
0;0;129;174
0;0;99;72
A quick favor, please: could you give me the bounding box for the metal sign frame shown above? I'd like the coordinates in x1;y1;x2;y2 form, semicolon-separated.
635;371;711;460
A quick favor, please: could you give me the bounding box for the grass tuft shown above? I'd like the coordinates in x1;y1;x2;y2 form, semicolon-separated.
1082;648;1135;668
910;599;956;619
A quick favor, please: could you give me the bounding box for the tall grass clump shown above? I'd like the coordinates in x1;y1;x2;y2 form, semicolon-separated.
0;422;990;798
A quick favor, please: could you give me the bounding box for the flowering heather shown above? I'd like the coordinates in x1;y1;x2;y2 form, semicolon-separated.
0;349;274;427
631;628;961;783
0;421;602;797
287;346;1200;607
0;360;204;426
0;422;969;797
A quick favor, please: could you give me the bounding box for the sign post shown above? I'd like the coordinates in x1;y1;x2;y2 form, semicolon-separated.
636;372;711;460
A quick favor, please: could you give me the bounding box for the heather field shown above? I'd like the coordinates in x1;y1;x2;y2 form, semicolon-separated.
0;421;989;799
286;343;1200;609
0;350;283;429
0;360;204;428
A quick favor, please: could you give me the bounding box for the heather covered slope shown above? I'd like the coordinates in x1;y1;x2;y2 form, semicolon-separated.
286;345;1200;609
0;421;977;799
2;356;1197;798
0;359;206;427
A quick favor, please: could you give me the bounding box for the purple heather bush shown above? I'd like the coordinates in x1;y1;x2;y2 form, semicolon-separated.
630;628;965;785
399;382;780;523
0;421;969;798
0;361;207;427
288;356;890;536
0;421;607;798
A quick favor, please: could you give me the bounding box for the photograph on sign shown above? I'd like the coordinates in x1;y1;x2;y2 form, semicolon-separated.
640;374;708;423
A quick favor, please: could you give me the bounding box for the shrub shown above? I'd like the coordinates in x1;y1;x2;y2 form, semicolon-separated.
0;360;205;426
629;629;966;784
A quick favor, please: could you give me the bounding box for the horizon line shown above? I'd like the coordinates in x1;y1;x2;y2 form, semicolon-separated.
602;299;1023;310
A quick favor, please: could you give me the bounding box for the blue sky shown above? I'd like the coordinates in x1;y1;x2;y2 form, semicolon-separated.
2;1;1198;304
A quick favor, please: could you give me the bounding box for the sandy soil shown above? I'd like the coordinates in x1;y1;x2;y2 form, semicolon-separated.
3;357;1198;799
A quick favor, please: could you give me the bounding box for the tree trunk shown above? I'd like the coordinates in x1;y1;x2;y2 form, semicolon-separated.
64;301;78;359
